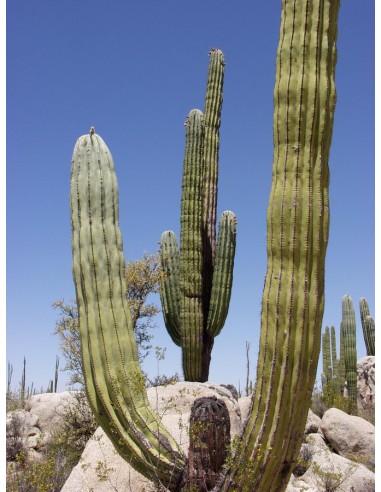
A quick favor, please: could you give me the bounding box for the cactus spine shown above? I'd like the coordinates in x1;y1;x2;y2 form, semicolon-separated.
341;294;358;402
70;133;185;489
359;297;375;356
160;49;237;382
219;1;340;489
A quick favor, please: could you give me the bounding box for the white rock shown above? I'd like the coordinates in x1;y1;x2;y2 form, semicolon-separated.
6;409;39;435
320;408;375;469
24;391;79;434
62;382;242;492
357;356;375;410
237;395;251;423
299;433;375;492
304;410;322;435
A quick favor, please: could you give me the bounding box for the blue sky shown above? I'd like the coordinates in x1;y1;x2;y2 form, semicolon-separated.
6;1;374;394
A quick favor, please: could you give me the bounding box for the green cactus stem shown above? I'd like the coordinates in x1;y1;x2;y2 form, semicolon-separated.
322;326;332;386
330;326;341;394
219;1;340;490
159;49;237;382
359;297;375;356
341;294;358;403
339;321;346;394
70;132;185;489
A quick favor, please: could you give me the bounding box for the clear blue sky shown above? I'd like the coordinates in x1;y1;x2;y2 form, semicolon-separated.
7;1;374;393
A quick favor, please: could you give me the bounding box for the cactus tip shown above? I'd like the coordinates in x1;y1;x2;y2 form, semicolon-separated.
90;126;95;136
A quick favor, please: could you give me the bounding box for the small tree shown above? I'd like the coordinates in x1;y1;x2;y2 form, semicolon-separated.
53;252;164;387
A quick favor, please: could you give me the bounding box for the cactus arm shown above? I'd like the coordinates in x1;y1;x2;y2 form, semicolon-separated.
359;297;375;356
180;109;205;382
342;294;358;402
159;231;181;346
206;211;237;337
70;133;185;488
365;316;375;356
202;48;225;278
220;1;340;490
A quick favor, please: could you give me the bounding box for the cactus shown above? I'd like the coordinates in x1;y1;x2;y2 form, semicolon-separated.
70;0;339;488
159;49;237;382
70;132;185;489
359;297;375;356
321;326;332;387
321;326;341;394
341;295;358;402
217;1;340;489
330;326;341;394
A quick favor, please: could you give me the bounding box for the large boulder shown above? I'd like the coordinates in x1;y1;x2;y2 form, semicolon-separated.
286;433;375;492
24;391;78;435
62;382;242;492
357;356;375;410
320;408;375;469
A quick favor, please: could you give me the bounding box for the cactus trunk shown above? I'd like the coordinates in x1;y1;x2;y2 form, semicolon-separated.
70;133;185;489
219;1;340;489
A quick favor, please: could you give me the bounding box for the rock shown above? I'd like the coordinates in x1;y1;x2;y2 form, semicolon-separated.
357;356;375;410
320;408;375;469
62;382;243;492
304;409;322;435
286;433;375;491
6;409;39;435
24;391;78;435
237;395;251;423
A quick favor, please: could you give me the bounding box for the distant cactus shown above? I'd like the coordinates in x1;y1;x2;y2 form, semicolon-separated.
321;326;332;387
359;297;375;356
321;326;341;395
341;295;358;402
159;49;237;382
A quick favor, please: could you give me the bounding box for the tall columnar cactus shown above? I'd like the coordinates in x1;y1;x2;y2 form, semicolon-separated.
341;295;358;402
321;326;340;394
218;1;340;490
321;326;332;387
159;49;237;382
339;321;346;393
330;326;341;394
70;132;185;489
359;297;375;356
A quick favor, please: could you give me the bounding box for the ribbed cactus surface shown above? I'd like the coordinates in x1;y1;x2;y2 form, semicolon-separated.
322;326;332;386
330;326;341;394
219;1;340;490
359;297;375;356
70;133;185;489
341;294;358;402
159;49;237;382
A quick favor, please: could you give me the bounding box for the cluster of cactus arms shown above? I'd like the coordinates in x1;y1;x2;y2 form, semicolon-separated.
359;297;375;356
341;295;358;402
70;0;340;490
159;48;237;382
